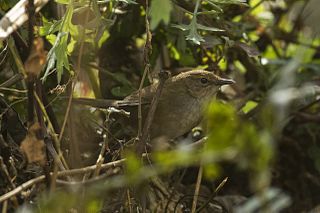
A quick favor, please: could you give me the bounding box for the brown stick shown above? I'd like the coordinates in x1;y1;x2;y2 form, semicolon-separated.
0;74;24;88
137;70;170;154
0;158;126;203
0;136;207;203
191;166;203;213
138;0;152;138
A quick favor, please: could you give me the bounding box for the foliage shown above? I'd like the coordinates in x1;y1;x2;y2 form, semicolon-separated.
0;0;320;212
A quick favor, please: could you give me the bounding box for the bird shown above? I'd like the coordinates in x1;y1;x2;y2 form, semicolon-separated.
74;70;235;140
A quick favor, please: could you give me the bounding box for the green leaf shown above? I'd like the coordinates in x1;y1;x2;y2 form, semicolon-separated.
204;164;220;178
124;151;142;178
42;32;69;83
42;3;74;83
241;101;258;114
39;18;62;36
55;0;69;4
150;0;172;30
186;17;204;45
205;0;223;12
55;33;70;83
172;24;190;31
196;23;224;32
172;6;224;45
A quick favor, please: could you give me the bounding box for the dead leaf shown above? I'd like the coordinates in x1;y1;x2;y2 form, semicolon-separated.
20;123;46;166
24;37;48;80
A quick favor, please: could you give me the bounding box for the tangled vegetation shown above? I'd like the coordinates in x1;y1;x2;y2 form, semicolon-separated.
0;0;319;212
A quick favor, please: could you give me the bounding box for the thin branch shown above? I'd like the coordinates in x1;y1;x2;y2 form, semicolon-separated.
0;74;24;88
196;177;228;212
27;0;35;56
58;2;93;169
191;166;203;213
137;70;170;154
138;0;152;138
0;0;50;41
0;158;126;203
0;137;207;203
34;92;68;170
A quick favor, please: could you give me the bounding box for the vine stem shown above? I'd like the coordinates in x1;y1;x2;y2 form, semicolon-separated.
137;0;152;139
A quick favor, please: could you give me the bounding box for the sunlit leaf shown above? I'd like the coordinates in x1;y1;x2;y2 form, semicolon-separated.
120;0;137;4
42;32;68;82
55;0;69;4
124;151;142;180
242;100;258;114
39;18;62;36
150;0;172;30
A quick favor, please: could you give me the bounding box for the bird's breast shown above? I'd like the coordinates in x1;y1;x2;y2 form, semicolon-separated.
150;96;203;139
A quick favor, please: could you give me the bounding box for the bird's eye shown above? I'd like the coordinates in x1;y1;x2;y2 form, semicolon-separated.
200;78;208;84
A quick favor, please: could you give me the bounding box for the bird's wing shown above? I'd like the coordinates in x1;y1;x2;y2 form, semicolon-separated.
72;83;161;108
119;84;158;107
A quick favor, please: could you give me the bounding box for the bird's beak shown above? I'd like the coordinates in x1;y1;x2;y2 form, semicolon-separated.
216;77;235;85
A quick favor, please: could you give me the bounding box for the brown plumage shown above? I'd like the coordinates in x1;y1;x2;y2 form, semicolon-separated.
73;70;234;140
120;70;235;139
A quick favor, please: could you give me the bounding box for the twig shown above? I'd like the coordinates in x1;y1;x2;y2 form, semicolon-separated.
295;112;320;122
41;85;61;134
50;158;58;193
0;40;8;66
34;92;68;170
138;0;152;138
26;80;35;125
1;200;7;213
58;2;93;166
196;177;228;212
0;136;207;203
126;189;133;213
27;0;35;57
93;133;107;177
138;65;150;138
55;167;122;187
283;0;311;56
241;0;265;19
0;74;24;88
8;37;27;83
71;97;119;108
58;78;75;142
0;0;50;41
0;157;16;189
297;98;320;112
0;87;27;93
34;80;51;186
191;166;203;213
137;70;170;154
0;158;126;203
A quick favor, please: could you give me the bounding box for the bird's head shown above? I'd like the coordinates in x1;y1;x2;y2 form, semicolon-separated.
173;70;235;101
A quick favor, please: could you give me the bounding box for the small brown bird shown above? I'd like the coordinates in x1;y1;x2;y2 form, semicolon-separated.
75;70;235;140
122;70;235;139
